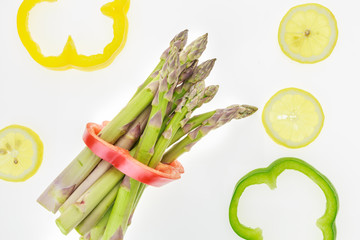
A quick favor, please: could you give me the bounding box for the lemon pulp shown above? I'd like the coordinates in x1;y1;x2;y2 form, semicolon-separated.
0;125;43;182
262;88;324;148
278;3;338;63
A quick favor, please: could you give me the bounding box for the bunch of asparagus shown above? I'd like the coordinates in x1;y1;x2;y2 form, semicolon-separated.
37;30;257;240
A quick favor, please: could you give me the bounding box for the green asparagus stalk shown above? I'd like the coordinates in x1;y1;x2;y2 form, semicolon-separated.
103;45;183;240
135;32;208;100
129;113;221;233
55;89;172;235
162;105;258;164
132;105;258;228
37;30;196;214
39;31;259;240
131;109;219;216
132;34;209;163
161;59;217;135
37;80;159;213
149;81;206;168
50;33;210;233
103;176;138;240
132;30;188;97
55;167;124;235
131;113;220;217
59;106;151;213
58;85;221;237
167;84;232;146
169;108;217;145
102;81;207;240
59;42;197;217
112;86;219;235
133;82;209;230
175;59;216;104
75;182;120;236
81;208;112;240
134;47;180;162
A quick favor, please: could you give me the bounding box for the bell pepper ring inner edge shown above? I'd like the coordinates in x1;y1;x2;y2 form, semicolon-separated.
229;157;338;240
83;122;184;187
17;0;130;71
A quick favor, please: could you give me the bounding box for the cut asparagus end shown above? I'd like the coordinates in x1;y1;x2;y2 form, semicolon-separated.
37;183;76;213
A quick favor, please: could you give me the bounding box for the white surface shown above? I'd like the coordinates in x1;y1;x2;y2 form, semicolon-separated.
0;0;358;239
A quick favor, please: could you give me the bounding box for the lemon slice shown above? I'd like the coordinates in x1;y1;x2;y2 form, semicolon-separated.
278;3;338;63
0;125;43;182
262;88;324;148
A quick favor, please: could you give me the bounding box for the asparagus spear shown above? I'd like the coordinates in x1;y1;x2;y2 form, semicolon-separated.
59;106;151;213
81;208;112;240
162;105;258;164
134;47;180;162
75;182;120;236
167;84;219;146
134;32;208;100
102;81;207;240
132;30;188;98
37;30;200;214
56;43;183;236
58;34;209;217
161;59;217;135
48;34;211;235
129;113;221;223
76;110;221;237
171;59;216;112
178;59;198;84
55;167;125;235
102;176;137;240
39;31;259;240
56;83;169;234
102;48;183;240
130;105;258;236
180;33;208;65
37;80;159;213
75;93;219;236
170;110;217;144
150;81;206;168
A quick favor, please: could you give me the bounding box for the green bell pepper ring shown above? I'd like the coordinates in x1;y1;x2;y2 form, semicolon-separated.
229;157;338;240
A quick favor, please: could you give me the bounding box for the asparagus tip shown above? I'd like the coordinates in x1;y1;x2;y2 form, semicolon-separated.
188;58;216;84
161;30;188;60
201;84;219;105
171;29;189;51
178;59;199;83
180;33;209;64
236;105;258;119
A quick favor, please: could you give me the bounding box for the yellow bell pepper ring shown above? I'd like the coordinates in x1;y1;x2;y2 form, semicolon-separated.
17;0;130;71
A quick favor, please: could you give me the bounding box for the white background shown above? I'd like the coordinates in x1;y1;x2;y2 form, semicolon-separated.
0;0;358;239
